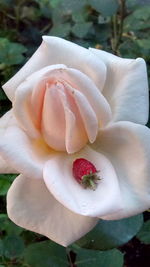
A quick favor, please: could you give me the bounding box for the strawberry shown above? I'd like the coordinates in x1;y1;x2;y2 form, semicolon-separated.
72;158;100;190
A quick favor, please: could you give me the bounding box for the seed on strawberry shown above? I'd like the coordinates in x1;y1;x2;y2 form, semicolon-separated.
72;158;100;190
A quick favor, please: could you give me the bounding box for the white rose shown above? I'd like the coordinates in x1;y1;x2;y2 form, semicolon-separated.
0;36;149;246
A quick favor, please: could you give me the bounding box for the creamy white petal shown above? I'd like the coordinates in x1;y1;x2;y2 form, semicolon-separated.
0;156;16;174
90;49;149;124
7;175;98;246
0;109;17;131
3;36;106;101
0;126;52;179
92;121;150;220
0;110;17;173
43;146;122;217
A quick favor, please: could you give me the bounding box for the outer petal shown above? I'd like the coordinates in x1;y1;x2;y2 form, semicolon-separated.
90;49;149;124
43;146;122;217
7;175;98;246
0;126;52;179
0;110;17;173
92;121;150;220
3;36;106;101
0;156;16;174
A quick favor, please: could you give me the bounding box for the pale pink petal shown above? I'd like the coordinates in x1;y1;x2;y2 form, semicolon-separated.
13;64;66;138
65;68;112;127
30;65;111;127
43;146;122;217
92;121;150;220
7;175;98;246
90;49;149;124
41;83;66;151
0;110;18;173
72;90;98;143
0;126;51;179
0;156;17;174
65;82;98;143
58;88;87;154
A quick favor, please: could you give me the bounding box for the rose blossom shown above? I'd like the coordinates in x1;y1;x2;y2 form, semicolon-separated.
0;36;149;246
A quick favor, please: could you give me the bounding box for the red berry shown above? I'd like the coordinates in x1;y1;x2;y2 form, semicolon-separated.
72;158;100;190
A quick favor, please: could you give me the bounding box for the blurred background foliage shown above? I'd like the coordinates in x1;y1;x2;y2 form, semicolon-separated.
0;0;150;266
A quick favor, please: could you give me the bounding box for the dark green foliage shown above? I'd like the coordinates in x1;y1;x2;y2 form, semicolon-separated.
136;220;150;244
74;247;124;267
76;215;143;250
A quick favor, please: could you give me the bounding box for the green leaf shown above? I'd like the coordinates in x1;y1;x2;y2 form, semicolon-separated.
0;178;11;196
88;0;119;16
119;39;150;61
0;174;18;182
136;220;150;244
76;214;143;250
126;0;150;9
50;23;71;38
0;38;27;66
74;247;124;267
0;240;3;257
50;0;62;8
0;90;7;100
72;22;93;38
0;174;18;195
3;235;25;259
124;6;150;31
0;214;23;235
24;241;68;267
60;0;87;12
136;39;150;50
72;10;88;23
119;39;141;58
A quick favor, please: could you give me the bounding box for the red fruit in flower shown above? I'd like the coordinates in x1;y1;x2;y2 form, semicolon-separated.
72;158;100;190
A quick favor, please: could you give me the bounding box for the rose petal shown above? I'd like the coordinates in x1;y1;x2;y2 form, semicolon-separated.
0;110;17;173
65;83;98;143
3;36;106;101
58;88;88;153
92;121;150;220
0;126;52;179
43;146;122;217
90;49;149;124
0;156;17;174
0;109;17;130
7;174;98;246
65;68;112;127
42;36;106;91
41;83;66;151
13;64;66;139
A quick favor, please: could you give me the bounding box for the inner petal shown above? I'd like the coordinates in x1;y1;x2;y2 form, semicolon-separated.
41;82;66;151
43;146;123;217
64;81;98;143
58;85;88;154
